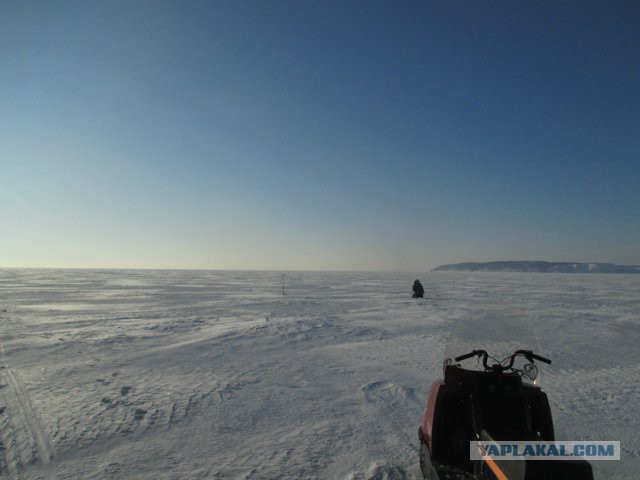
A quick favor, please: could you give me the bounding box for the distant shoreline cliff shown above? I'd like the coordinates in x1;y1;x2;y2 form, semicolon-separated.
433;261;640;274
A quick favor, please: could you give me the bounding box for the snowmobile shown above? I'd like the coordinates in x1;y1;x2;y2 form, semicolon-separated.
418;309;594;479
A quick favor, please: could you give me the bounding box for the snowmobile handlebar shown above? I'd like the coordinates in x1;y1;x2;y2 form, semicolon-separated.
454;349;552;373
521;350;552;365
454;350;483;362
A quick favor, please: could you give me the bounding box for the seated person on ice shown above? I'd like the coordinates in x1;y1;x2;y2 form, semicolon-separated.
412;279;424;298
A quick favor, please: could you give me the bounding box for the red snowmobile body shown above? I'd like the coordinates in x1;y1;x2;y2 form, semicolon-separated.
418;365;593;479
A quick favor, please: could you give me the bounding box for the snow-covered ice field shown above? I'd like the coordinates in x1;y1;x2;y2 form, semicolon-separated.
0;269;638;479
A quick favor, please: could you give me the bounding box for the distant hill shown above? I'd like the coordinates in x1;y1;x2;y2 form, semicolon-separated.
433;261;640;274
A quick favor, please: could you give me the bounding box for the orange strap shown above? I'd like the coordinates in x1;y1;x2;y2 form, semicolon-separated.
484;455;509;480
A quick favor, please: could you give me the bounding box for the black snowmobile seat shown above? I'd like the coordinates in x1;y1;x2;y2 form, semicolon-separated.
430;379;476;473
480;429;594;480
524;458;594;479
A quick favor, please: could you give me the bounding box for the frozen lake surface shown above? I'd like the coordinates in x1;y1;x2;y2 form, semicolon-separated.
0;269;638;479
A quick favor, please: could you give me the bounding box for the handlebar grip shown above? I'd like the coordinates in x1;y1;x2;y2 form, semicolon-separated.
530;353;552;364
455;351;478;362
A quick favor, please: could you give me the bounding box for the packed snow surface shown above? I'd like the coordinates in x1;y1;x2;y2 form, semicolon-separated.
0;269;638;479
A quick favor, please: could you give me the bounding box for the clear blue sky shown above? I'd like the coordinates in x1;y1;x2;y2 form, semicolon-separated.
2;1;639;271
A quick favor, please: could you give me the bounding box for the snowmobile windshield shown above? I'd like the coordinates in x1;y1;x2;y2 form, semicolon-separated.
443;305;544;386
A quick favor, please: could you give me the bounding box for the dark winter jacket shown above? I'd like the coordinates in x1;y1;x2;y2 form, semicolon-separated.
412;279;424;298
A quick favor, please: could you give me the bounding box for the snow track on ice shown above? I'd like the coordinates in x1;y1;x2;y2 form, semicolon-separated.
0;316;55;479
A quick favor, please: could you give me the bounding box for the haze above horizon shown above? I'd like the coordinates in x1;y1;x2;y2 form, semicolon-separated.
2;1;639;271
